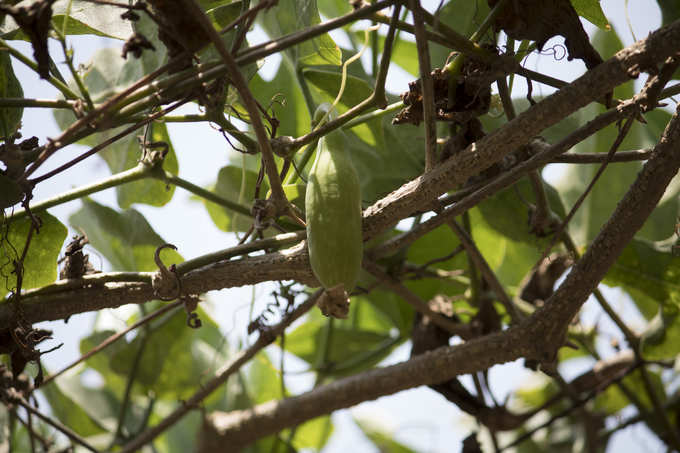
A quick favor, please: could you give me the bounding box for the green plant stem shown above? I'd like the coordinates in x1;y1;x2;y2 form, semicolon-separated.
342;101;403;129
208;111;259;153
0;38;80;100
296;62;317;119
162;114;208;122
174;231;305;275
52;24;94;109
9;163;152;220
0;98;76;109
470;0;509;43
284;141;317;184
157;170;252;217
111;320;150;447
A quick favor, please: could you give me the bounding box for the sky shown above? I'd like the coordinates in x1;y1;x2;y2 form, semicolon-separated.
5;0;671;451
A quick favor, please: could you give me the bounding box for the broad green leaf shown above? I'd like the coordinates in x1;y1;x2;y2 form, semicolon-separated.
258;0;341;67
159;411;204;453
354;416;419;453
303;68;374;114
0;212;67;299
40;374;109;438
1;0;133;40
317;0;351;21
640;304;680;360
291;415;333;451
570;0;610;30
204;0;244;29
282;182;306;211
0;50;23;138
69;199;183;272
658;0;680;26
515;377;561;411
353;290;411;335
552;116;669;245
387;35;419;77
476;178;567;247
401;222;470;304
593;25;631;100
604;238;680;319
284;307;400;376
99;121;178;209
201;164;266;232
248;352;284;404
109;308;225;398
469;207;543;289
79;330;129;394
594;369;665;415
429;0;491;67
250;59;311;138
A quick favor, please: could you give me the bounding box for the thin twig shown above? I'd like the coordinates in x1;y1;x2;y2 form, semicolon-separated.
551;149;652;163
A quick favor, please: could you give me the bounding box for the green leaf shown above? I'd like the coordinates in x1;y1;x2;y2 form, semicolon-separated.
330;113;423;205
604;238;680;320
109;308;226;398
0;212;67;299
658;0;680;26
354;416;420;453
291;415;333;450
204;0;244;29
354;31;419;77
594;369;665;415
79;330;128;394
40;373;109;438
354;289;413;335
258;0;341;67
516;377;561;411
0;50;23;138
570;0;610;30
402;223;470;302
201;163;266;232
1;0;133;40
284;305;401;377
303;68;374;113
476;178;566;246
250;59;311;138
640;304;680;360
69;199;183;272
429;0;490;67
99;121;178;209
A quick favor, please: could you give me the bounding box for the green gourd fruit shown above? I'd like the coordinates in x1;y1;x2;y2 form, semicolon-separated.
305;108;363;318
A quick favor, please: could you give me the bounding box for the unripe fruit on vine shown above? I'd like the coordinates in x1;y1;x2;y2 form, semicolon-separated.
305;112;363;318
